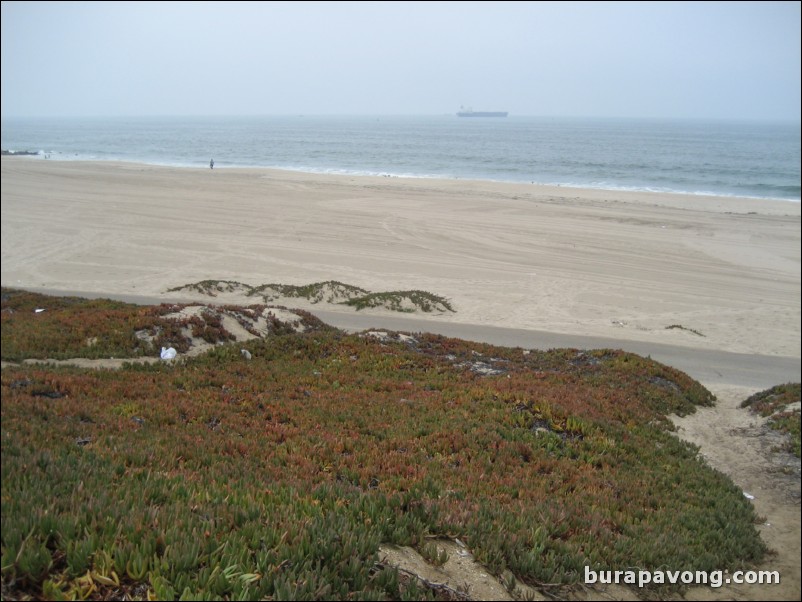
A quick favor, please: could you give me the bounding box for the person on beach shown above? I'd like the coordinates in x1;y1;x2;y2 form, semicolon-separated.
210;158;214;169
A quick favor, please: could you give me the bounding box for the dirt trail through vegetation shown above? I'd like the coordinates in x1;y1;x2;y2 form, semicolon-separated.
337;381;801;602
374;383;801;602
670;385;800;601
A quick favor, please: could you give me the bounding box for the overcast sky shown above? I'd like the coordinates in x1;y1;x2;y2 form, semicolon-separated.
2;1;800;120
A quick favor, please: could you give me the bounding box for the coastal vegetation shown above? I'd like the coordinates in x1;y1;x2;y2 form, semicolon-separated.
342;291;454;313
664;324;705;338
0;288;772;600
740;383;801;458
167;279;456;314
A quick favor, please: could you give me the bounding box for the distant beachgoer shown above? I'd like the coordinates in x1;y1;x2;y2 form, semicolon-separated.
210;158;214;169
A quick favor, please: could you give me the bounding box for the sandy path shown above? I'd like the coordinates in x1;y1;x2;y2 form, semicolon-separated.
672;385;800;601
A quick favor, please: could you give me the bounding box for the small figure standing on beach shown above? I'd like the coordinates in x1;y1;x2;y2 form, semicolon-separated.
210;158;214;169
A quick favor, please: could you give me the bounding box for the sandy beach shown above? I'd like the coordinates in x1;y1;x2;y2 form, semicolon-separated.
2;157;799;359
2;156;800;600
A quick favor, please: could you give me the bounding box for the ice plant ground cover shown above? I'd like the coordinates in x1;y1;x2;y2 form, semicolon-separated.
740;383;801;459
0;289;769;600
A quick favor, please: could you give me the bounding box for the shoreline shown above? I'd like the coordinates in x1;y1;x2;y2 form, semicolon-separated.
4;155;801;214
3;154;800;205
3;157;800;361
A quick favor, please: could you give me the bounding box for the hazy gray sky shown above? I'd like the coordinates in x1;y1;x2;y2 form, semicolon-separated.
2;1;800;120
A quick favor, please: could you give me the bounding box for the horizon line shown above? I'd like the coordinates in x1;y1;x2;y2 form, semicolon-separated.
2;113;800;125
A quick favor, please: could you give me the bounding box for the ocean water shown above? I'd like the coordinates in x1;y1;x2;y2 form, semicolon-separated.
2;115;800;202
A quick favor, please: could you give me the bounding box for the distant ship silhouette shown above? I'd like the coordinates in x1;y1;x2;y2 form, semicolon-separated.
457;106;508;117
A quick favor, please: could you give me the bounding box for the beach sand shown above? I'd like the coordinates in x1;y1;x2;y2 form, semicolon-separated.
2;156;800;600
2;157;799;359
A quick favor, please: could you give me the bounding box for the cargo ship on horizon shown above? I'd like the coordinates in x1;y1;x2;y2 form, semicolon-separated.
457;106;508;117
